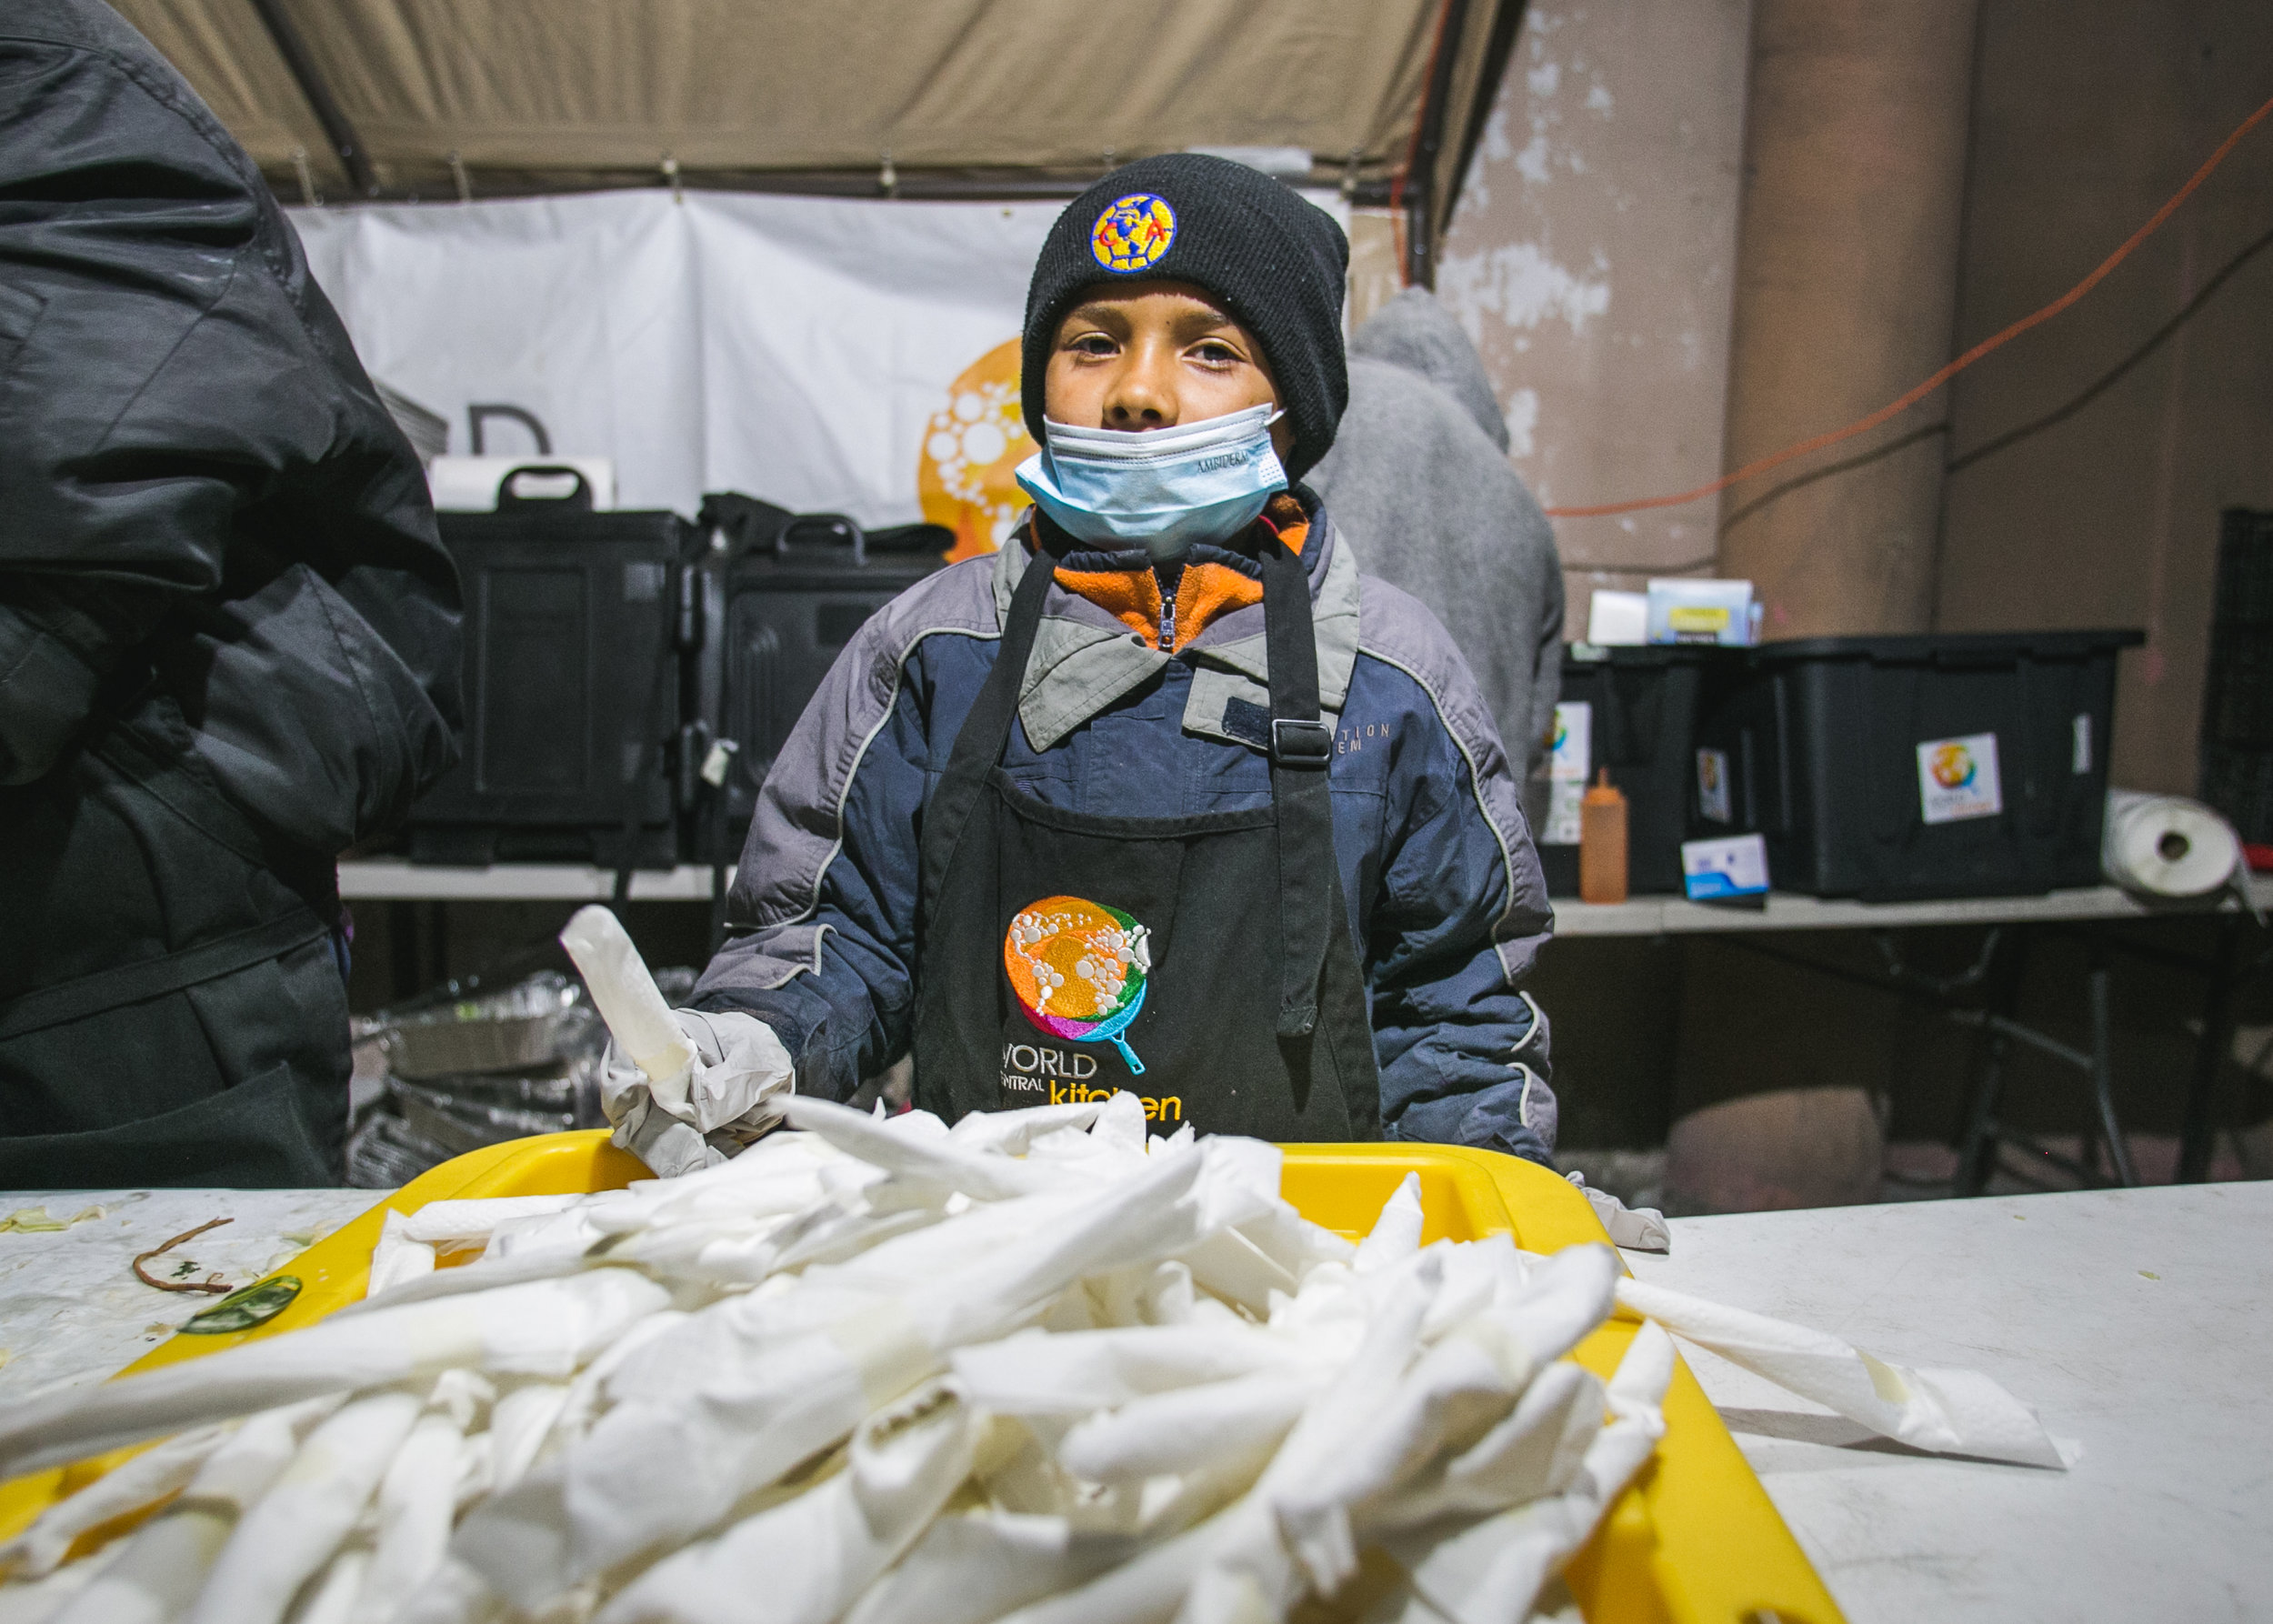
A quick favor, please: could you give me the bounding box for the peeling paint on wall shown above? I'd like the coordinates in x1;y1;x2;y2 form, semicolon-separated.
1505;386;1541;457
1436;1;1753;611
1439;243;1609;340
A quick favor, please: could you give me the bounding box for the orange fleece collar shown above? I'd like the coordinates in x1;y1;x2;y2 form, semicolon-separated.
1044;493;1310;652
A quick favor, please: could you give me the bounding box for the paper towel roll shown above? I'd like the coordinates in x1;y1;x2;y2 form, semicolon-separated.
2102;789;2242;897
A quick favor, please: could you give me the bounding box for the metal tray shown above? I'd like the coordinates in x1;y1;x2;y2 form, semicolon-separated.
382;1007;599;1078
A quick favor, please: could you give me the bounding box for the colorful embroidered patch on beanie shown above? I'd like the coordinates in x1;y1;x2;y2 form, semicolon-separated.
1090;193;1177;273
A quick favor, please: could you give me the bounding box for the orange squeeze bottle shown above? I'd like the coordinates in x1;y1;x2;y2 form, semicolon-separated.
1579;767;1628;904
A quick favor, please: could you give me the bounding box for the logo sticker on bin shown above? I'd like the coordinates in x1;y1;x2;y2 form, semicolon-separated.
1917;732;2003;824
1696;747;1732;824
1005;896;1151;1073
1543;701;1591;846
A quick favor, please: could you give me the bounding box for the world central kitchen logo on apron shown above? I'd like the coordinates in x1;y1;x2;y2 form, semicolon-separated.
1004;896;1150;1074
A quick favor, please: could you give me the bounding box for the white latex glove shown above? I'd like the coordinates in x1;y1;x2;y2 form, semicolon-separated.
600;1009;795;1178
1565;1170;1670;1253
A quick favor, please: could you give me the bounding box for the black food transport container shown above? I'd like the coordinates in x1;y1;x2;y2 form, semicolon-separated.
1537;645;1749;897
1691;628;2143;901
409;470;699;868
691;496;950;865
2199;508;2273;845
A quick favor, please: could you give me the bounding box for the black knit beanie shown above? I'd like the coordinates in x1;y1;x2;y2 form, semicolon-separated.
1021;154;1350;482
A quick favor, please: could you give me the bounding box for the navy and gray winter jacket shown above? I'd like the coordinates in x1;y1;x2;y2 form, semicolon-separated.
692;493;1560;1164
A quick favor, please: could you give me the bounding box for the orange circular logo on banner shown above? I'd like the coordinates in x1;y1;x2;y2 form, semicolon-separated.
917;338;1036;563
1090;193;1177;273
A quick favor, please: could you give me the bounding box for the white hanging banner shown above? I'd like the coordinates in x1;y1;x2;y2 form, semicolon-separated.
292;187;1347;561
291;189;1055;559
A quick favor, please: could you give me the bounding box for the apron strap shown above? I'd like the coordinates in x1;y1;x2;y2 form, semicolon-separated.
0;910;326;1042
920;532;1341;1042
917;547;1055;935
1259;536;1336;1037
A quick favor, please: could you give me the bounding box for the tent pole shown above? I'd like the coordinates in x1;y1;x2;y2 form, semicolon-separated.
1403;0;1473;287
1403;175;1432;289
1445;2;1527;235
248;0;380;198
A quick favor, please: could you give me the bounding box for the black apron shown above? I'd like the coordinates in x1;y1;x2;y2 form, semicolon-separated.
913;534;1380;1139
0;690;349;1188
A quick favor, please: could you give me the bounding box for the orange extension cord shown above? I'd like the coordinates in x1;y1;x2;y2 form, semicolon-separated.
1540;92;2273;520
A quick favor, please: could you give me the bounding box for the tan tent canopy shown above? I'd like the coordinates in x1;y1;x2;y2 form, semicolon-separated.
112;0;1520;276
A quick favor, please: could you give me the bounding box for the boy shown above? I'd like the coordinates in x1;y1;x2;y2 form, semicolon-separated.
606;155;1556;1176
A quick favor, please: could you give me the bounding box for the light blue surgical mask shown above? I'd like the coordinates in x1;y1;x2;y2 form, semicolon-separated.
1015;404;1287;562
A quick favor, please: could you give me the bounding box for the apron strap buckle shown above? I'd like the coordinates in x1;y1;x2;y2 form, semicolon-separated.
1271;717;1332;768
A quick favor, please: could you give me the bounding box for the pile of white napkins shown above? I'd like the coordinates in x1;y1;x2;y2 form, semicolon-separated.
0;1095;2064;1624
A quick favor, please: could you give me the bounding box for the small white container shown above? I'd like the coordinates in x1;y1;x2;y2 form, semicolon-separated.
428;456;617;512
1645;578;1755;647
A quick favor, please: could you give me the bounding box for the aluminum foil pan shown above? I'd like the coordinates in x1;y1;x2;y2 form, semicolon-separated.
384;1008;599;1078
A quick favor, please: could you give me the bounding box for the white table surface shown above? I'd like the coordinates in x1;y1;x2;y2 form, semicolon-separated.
1627;1182;2273;1623
0;1188;382;1405
338;857;2272;934
340;857;721;901
1552;870;2272;937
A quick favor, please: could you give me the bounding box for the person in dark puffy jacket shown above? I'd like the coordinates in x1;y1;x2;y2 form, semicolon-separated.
601;155;1558;1176
0;0;462;1186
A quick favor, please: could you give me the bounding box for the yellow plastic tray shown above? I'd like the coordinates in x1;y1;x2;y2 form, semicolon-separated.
0;1133;1841;1624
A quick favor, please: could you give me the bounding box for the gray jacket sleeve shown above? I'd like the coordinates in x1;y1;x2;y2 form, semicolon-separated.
1354;581;1559;1167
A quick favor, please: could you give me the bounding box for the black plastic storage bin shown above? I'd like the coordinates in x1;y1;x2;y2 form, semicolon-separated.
409;470;699;868
691;496;950;864
1537;645;1748;896
1691;629;2142;900
2199;508;2273;845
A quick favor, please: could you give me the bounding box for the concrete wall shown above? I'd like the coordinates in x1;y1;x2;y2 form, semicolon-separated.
1436;0;2273;1163
1438;0;2270;790
1433;0;1755;637
1936;0;2273;794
